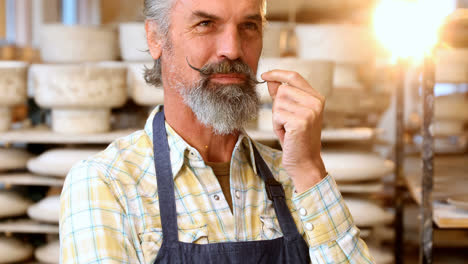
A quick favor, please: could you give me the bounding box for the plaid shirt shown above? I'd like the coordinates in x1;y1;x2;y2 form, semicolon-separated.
60;106;374;264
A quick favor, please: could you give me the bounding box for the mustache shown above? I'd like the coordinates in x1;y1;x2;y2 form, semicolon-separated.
186;57;266;84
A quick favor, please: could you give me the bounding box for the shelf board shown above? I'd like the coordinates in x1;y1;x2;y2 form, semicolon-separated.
0;173;64;187
0;127;137;145
0;219;58;234
0;127;378;145
246;127;379;143
405;155;468;228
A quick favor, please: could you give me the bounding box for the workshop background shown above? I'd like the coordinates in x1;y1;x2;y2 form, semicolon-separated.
0;0;468;263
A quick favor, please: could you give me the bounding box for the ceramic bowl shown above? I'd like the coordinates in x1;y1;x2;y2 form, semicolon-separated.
39;24;119;63
119;23;153;61
30;63;127;133
128;63;164;106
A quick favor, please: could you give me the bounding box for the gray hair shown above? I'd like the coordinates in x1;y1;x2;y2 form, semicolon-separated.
143;0;267;87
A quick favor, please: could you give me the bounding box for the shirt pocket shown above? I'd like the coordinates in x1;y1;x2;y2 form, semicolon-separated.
259;214;283;240
139;223;209;260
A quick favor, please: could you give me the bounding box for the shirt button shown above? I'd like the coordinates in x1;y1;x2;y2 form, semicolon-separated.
235;191;241;199
299;208;307;216
305;223;314;231
213;194;220;201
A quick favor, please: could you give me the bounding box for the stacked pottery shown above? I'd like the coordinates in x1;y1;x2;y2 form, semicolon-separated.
0;236;34;263
34;23;126;134
422;48;468;154
119;23;153;62
322;149;395;263
119;23;163;107
295;24;388;127
35;238;60;264
0;61;28;132
30;63;127;134
39;24;119;63
0;148;33;218
27;148;100;177
27;195;60;224
256;58;334;131
127;63;164;107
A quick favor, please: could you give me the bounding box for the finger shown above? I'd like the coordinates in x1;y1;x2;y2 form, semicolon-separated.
273;97;322;129
262;70;311;93
275;84;325;110
266;81;281;100
272;108;297;144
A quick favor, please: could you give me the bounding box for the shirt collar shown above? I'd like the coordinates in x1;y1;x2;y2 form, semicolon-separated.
144;105;258;179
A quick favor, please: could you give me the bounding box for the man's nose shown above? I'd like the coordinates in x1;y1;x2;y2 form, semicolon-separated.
216;25;243;60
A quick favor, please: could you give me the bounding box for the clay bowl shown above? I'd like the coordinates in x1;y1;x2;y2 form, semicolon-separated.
127;63;164;106
30;63;127;134
39;24;119;63
119;23;153;62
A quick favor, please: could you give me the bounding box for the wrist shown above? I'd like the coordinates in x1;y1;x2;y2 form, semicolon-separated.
288;158;327;193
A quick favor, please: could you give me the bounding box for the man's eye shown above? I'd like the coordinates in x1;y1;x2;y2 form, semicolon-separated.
197;20;213;27
241;22;259;31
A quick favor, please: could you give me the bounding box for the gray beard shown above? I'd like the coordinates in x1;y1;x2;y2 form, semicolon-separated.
180;79;259;135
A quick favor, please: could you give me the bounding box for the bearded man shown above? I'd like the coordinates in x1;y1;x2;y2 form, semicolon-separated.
60;0;374;263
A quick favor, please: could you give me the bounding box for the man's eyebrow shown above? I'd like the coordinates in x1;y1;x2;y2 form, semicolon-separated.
191;11;221;21
190;11;263;23
245;14;263;22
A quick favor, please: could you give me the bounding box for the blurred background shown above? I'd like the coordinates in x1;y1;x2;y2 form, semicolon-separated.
0;0;468;263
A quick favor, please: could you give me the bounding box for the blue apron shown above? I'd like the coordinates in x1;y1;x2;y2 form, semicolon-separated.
152;110;311;263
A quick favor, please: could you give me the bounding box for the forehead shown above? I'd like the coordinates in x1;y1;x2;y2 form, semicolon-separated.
174;0;264;19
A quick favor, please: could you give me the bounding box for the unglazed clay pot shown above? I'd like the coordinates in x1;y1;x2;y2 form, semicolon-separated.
128;63;164;106
30;63;127;134
39;24;119;63
27;195;60;223
0;61;28;132
35;240;60;264
262;22;288;57
435;48;468;83
434;94;468;122
0;148;32;172
256;58;334;103
322;151;395;182
433;120;465;136
345;198;393;227
295;24;374;91
0;191;33;218
0;236;34;263
27;148;101;177
295;24;375;63
119;23;153;61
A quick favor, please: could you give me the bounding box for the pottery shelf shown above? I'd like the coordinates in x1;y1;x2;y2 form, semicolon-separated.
0;219;58;235
404;155;468;229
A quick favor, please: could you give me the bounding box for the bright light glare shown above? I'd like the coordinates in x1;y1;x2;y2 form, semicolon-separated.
374;0;455;61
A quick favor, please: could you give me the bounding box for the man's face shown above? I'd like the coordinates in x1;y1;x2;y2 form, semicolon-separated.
159;0;264;134
165;0;263;87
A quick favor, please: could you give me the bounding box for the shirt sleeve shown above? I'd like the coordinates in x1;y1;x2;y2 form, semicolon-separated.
60;160;140;264
291;175;375;263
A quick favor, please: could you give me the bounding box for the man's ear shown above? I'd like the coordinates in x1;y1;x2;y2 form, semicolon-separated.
145;20;163;60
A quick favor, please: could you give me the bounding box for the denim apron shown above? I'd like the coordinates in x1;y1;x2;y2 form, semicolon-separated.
152;110;310;263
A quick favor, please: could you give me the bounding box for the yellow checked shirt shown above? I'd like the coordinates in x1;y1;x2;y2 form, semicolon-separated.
60;106;374;264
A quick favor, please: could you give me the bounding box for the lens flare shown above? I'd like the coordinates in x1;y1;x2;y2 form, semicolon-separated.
373;0;455;61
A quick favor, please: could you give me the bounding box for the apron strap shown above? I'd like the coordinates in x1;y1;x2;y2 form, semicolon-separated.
252;145;302;241
152;109;179;243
